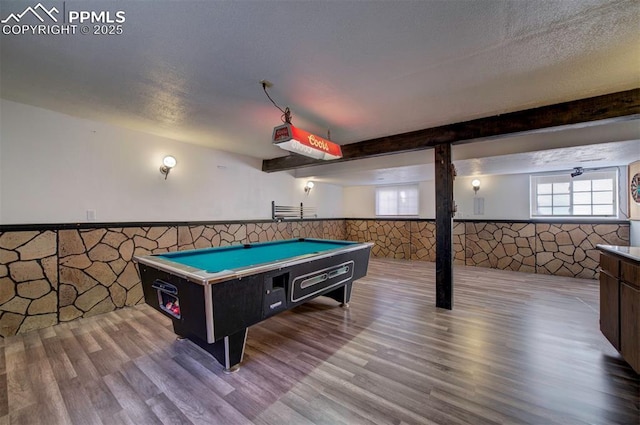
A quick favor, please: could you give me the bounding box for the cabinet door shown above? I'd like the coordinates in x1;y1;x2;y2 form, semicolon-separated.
600;272;619;350
600;253;620;278
621;261;639;290
620;282;640;374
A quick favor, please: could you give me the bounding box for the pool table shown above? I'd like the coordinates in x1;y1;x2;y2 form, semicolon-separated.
134;238;373;372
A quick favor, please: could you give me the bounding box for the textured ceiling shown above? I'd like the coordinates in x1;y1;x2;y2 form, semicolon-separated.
1;0;639;183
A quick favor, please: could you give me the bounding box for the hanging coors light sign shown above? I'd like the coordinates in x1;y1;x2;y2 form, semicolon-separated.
272;123;343;160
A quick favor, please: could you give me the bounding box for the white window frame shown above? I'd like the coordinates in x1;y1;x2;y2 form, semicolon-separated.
375;184;419;217
530;169;619;218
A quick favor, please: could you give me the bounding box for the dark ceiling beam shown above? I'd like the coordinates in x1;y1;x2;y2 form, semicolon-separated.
262;88;640;172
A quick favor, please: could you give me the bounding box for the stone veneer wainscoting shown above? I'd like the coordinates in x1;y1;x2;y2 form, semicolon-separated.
58;226;178;324
534;223;629;278
464;222;537;273
0;218;629;337
0;231;58;336
345;220;467;265
0;220;345;337
345;219;630;279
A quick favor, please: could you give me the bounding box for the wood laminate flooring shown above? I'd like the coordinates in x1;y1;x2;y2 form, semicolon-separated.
1;258;638;424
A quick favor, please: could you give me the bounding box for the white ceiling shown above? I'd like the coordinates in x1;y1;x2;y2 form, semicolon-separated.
1;0;639;185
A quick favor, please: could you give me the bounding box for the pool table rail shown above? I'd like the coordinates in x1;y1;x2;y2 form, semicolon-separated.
134;239;374;286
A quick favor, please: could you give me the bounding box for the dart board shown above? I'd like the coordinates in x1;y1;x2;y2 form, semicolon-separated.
632;172;640;204
630;161;640;220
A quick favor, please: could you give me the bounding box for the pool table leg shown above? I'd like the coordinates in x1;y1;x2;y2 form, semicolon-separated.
220;328;249;373
324;282;353;308
180;328;248;373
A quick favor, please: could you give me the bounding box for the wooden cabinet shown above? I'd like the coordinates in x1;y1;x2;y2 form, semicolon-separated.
600;271;619;349
620;282;639;372
599;249;640;374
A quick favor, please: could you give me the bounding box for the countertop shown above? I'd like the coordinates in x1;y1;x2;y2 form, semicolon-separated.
597;245;640;264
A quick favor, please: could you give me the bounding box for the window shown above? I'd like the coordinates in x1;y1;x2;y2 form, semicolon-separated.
530;170;618;217
376;185;419;216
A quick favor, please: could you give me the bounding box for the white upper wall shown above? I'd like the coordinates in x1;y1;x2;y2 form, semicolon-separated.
344;170;629;221
343;181;436;219
0;100;342;224
1;99;629;225
342;186;374;218
0;101;2;223
343;176;529;219
631;221;640;245
454;174;530;220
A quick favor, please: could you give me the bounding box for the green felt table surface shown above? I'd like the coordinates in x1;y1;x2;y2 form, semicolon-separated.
157;239;357;273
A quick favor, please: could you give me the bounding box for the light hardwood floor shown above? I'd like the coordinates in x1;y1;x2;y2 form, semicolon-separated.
1;258;638;424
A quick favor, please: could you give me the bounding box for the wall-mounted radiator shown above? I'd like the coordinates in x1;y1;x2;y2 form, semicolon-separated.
272;201;317;220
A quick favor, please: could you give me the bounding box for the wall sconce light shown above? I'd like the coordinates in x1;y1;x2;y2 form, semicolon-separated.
304;181;315;195
160;155;177;179
471;179;481;194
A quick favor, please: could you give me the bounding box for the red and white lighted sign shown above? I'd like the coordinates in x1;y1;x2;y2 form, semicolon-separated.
272;124;342;160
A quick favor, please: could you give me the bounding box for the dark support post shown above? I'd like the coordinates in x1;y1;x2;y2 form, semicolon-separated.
435;143;454;310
